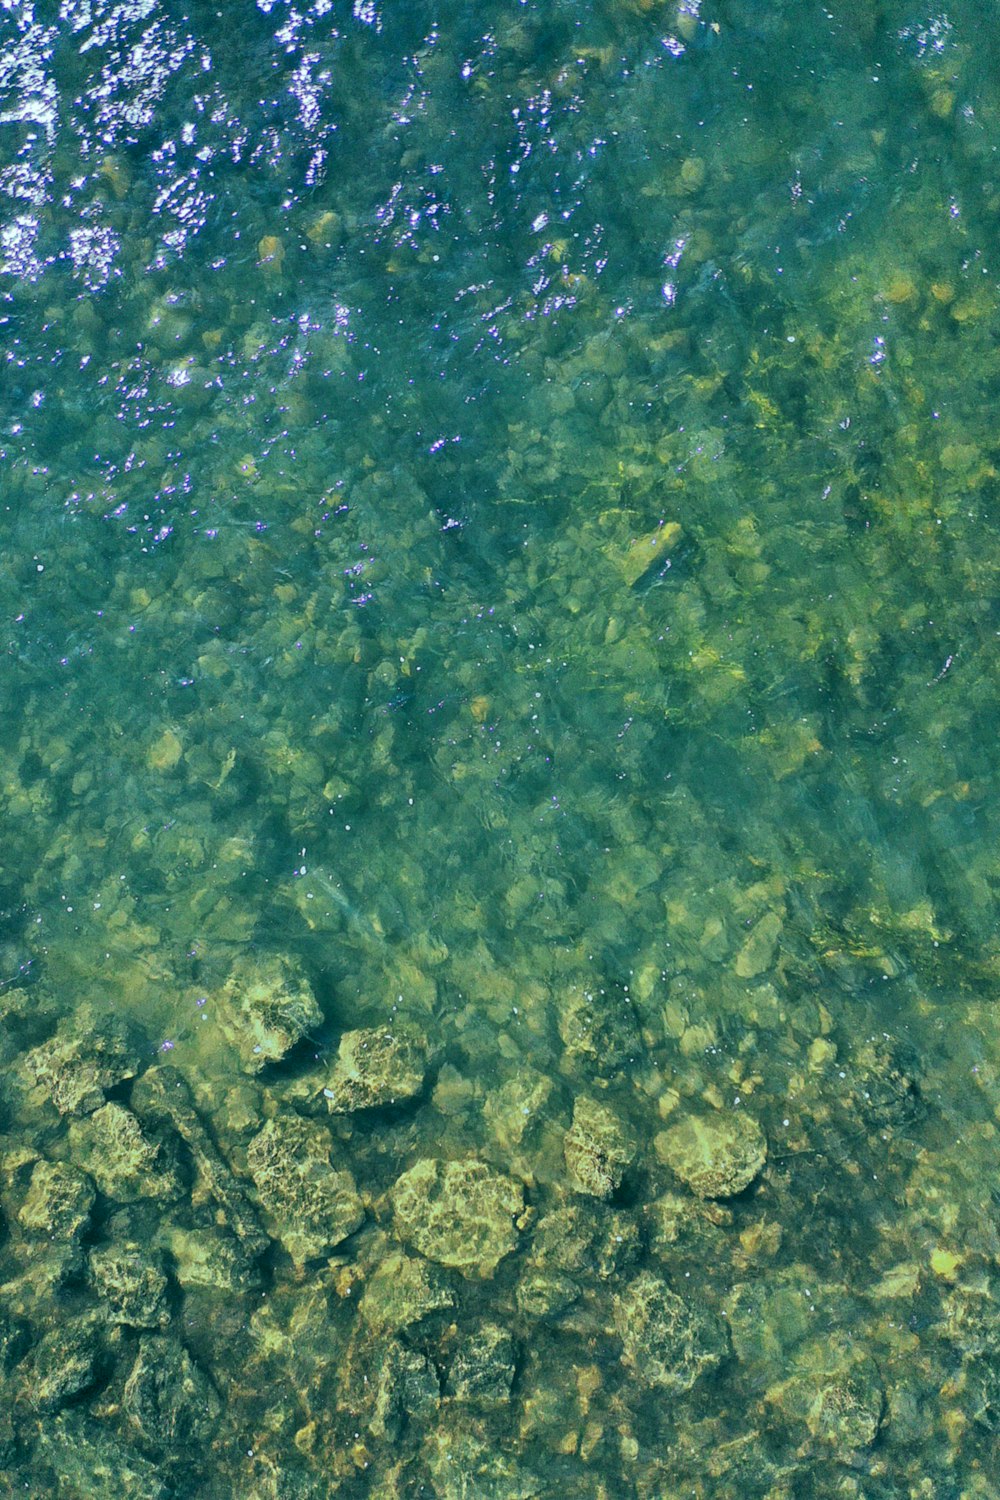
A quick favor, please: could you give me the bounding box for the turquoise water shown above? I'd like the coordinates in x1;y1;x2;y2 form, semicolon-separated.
4;0;1000;1494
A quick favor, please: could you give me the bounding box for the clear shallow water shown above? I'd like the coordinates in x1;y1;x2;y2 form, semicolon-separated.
4;0;1000;1494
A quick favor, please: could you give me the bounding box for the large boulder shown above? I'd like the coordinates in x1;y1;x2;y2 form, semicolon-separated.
656;1110;766;1198
320;1025;426;1113
246;1114;364;1266
563;1095;635;1199
215;952;322;1073
391;1158;524;1279
613;1271;728;1392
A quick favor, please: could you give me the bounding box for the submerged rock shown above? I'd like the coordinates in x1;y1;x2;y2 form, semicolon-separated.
423;1423;543;1500
124;1336;221;1449
527;1202;640;1282
216;952;322;1073
368;1338;441;1441
563;1095;635;1199
247;1114;364;1266
764;1337;885;1452
358;1250;454;1335
89;1245;171;1329
25;1018;141;1116
18;1159;95;1242
391;1158;524;1279
29;1313;105;1412
167;1225;263;1293
445;1322;517;1406
483;1068;554;1156
557;986;642;1077
847;1034;922;1129
134;1066;269;1259
613;1272;728;1392
656;1110;767;1198
69;1101;182;1203
0;1303;29;1375
36;1412;171;1500
321;1025;426;1112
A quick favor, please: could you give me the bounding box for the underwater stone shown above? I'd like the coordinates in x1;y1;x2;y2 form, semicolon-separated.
25;1018;141;1115
68;1101;182;1203
563;1095;635;1199
527;1202;640;1282
391;1158;524;1279
483;1067;554;1155
358;1250;454;1335
368;1337;440;1442
733;909;782;978
166;1226;264;1293
246;1114;364;1267
29;1313;104;1412
515;1269;580;1321
36;1413;170;1500
124;1335;221;1450
423;1423;543;1500
216;951;322;1073
656;1110;767;1198
445;1322;517;1406
764;1337;885;1451
0;1302;29;1374
847;1034;922;1128
89;1245;171;1329
614;1272;728;1392
610;520;683;589
134;1066;269;1259
321;1025;426;1112
18;1159;95;1242
557;986;641;1077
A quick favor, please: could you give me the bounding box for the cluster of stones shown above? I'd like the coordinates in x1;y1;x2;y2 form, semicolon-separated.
0;952;897;1495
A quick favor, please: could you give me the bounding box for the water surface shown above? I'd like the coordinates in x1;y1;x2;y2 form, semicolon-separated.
3;1;1000;1494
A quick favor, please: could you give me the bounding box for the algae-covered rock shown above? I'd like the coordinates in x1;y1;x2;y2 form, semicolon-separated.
391;1158;524;1279
18;1159;95;1242
167;1225;264;1292
445;1322;517;1406
563;1095;635;1199
733;909;782;978
29;1313;105;1412
25;1017;141;1115
124;1335;221;1449
764;1337;885;1451
36;1412;171;1500
0;1302;29;1374
516;1201;639;1319
69;1101;183;1203
613;1271;728;1392
645;1191;734;1263
424;1421;543;1499
609;520;683;588
847;1034;922;1128
89;1245;171;1328
216;952;322;1073
557;986;642;1076
358;1250;454;1334
656;1110;767;1198
965;1355;1000;1432
321;1025;426;1112
515;1269;580;1320
367;1337;441;1441
528;1202;640;1282
483;1068;555;1156
134;1066;269;1259
247;1113;364;1266
728;1266;821;1374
